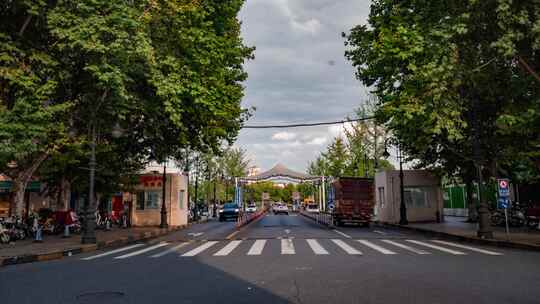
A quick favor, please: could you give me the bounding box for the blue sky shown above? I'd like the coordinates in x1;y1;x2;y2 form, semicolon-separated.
234;0;372;173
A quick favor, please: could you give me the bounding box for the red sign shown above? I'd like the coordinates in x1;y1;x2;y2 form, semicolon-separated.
140;175;163;187
499;180;508;189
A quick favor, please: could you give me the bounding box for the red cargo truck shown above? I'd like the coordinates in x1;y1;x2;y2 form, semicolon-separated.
331;177;374;227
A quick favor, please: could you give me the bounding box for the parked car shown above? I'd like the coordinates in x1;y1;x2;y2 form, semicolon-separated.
273;203;289;215
246;203;257;213
305;204;319;213
219;203;240;222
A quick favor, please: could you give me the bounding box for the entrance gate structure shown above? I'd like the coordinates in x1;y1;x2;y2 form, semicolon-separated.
234;163;327;211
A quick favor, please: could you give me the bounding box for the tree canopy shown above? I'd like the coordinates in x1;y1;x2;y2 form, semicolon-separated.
0;0;253;216
344;0;540;183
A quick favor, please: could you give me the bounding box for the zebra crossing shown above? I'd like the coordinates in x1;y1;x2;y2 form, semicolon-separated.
81;238;503;261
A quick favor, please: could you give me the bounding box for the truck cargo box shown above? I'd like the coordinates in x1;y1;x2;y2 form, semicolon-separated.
331;177;374;226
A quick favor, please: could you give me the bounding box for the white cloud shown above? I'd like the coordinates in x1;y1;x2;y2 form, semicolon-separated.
307;137;327;145
274;0;323;35
272;131;297;141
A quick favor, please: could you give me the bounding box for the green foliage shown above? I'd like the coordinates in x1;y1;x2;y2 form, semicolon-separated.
308;101;394;178
0;0;254;212
344;0;540;182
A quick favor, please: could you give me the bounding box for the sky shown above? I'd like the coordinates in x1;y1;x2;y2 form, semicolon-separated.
234;0;371;173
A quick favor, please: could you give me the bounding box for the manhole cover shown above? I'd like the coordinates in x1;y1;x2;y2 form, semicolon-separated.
76;291;126;304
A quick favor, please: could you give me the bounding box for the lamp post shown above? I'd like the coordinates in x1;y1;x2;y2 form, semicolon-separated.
82;122;123;244
382;139;408;225
160;160;168;229
397;145;408;225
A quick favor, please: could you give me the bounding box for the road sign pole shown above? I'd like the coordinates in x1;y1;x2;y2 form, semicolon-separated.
504;207;510;240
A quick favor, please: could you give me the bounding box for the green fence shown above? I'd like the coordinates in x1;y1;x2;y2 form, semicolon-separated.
443;183;498;210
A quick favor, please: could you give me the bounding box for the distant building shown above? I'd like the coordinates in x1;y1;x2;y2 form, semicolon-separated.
247;166;261;177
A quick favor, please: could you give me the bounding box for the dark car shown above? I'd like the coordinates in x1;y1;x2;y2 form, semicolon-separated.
219;203;240;222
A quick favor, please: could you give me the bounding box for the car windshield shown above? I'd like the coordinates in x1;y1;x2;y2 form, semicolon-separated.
223;204;237;209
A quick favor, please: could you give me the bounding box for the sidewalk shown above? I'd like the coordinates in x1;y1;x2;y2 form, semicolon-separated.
384;216;540;251
0;216;209;267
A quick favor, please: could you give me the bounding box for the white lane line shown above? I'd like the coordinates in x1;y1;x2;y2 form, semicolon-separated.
373;230;388;235
306;239;329;255
247;240;267;255
332;239;362;255
431;240;503;256
81;244;145;260
181;241;219;257
357;240;396;255
214;240;243;256
150;242;190;258
114;242;169;259
381;240;430;255
281;239;295;255
333;229;352;239
406;240;466;255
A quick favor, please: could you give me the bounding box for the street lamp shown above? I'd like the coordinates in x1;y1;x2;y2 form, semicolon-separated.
160;160;168;229
82;122;123;244
382;139;408;225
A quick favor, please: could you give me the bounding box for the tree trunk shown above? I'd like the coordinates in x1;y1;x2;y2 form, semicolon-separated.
11;153;49;217
63;178;71;210
465;176;478;222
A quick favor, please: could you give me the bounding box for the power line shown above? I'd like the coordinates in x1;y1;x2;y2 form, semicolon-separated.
242;116;375;129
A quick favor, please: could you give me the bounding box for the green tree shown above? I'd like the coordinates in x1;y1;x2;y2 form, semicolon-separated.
0;1;69;216
344;0;539;232
1;0;254;217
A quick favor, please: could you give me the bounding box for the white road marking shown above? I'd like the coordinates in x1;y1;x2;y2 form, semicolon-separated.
188;232;204;237
307;239;329;255
381;240;430;255
181;241;219;257
150;242;190;258
214;240;243;256
357;240;396;254
373;230;388;235
114;242;169;259
332;239;362;255
431;240;503;256
281;239;295;254
81;244;145;260
406;240;466;255
333;229;352;239
247;240;267;255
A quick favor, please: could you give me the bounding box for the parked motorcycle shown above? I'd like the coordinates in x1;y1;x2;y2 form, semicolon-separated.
525;202;540;230
490;203;526;227
0;220;10;244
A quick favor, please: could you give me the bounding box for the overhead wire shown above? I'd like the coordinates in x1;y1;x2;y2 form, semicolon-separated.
242;116;375;129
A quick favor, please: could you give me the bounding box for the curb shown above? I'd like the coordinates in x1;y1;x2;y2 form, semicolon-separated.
380;223;540;252
0;225;188;268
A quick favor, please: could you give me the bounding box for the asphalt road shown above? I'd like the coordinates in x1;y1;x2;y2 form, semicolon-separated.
1;213;540;304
